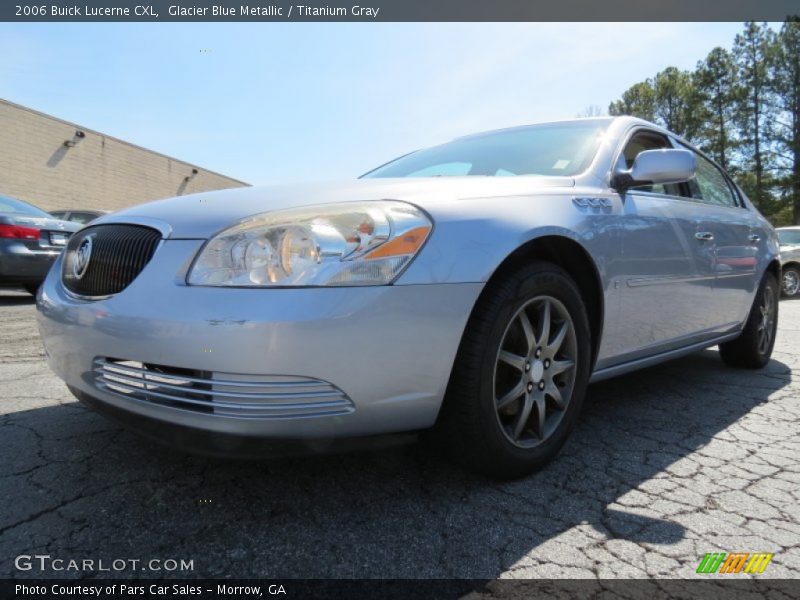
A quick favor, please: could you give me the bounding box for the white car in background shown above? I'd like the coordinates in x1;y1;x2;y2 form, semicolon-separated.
778;227;800;297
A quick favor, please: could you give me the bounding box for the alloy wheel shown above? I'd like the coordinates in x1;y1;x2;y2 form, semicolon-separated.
783;270;800;297
493;295;578;449
757;284;777;355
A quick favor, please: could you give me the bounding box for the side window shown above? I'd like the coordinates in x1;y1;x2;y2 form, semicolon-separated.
685;152;739;208
617;131;681;196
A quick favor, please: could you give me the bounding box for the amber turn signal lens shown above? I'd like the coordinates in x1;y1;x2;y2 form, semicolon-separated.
364;226;431;260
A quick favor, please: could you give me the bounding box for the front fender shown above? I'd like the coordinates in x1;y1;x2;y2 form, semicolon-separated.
397;192;616;287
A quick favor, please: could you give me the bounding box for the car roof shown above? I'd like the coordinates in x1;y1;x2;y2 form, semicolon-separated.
777;226;800;231
453;116;661;142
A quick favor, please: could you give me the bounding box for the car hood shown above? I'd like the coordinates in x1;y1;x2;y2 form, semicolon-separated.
94;176;575;239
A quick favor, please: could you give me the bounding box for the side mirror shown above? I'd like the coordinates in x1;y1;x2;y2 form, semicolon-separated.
612;149;696;192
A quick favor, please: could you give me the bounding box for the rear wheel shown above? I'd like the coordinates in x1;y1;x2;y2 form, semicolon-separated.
782;266;800;297
434;261;592;479
719;272;779;369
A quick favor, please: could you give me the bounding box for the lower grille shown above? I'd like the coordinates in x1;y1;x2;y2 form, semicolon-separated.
62;224;162;297
93;358;354;418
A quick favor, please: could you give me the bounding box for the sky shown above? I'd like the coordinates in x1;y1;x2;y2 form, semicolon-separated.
0;22;754;185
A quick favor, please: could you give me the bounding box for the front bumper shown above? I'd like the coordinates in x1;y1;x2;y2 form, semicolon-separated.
36;240;482;446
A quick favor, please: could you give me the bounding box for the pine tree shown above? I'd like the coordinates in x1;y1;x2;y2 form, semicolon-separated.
693;47;738;171
652;67;701;139
608;81;656;122
732;21;777;211
773;20;800;224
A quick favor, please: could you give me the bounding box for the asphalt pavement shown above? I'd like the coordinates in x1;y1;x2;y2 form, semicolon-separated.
1;289;798;579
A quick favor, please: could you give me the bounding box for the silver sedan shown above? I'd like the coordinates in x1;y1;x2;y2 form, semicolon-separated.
36;117;780;478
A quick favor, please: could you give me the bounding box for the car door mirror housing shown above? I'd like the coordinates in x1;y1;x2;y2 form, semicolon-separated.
612;149;696;192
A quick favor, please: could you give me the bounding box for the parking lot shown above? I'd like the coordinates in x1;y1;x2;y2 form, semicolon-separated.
1;289;798;579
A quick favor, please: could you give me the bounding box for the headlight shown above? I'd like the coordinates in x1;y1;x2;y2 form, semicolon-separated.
187;201;432;287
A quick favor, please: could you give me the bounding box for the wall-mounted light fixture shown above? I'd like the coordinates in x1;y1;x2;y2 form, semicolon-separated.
184;168;199;182
63;130;86;148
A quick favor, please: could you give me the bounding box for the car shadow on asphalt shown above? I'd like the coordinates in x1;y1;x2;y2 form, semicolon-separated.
0;350;791;578
0;292;35;306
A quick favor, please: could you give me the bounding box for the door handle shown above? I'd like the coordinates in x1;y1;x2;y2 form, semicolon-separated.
695;232;715;241
748;234;761;243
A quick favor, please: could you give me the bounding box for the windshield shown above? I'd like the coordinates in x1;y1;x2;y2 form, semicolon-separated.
779;230;800;246
0;195;51;218
363;120;610;179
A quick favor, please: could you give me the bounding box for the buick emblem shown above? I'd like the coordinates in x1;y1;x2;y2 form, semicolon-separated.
73;236;93;279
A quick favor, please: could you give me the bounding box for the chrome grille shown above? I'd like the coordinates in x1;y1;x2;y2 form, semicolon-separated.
62;224;162;297
93;358;354;418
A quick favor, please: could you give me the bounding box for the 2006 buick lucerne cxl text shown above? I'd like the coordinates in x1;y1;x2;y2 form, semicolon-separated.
36;117;781;478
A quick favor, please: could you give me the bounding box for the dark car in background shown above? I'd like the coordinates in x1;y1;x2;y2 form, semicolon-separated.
0;195;81;295
49;209;108;225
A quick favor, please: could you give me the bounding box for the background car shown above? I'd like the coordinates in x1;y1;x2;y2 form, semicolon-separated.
49;209;108;225
0;194;81;295
777;226;800;298
36;117;781;478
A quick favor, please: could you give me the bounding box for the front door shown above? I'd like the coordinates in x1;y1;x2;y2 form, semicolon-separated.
609;129;717;363
616;193;717;360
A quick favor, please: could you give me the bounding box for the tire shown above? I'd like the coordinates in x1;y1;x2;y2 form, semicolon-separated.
782;266;800;298
23;283;40;296
434;261;592;480
719;271;779;369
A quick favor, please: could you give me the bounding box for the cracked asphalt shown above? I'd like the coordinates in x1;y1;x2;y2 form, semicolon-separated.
1;289;798;580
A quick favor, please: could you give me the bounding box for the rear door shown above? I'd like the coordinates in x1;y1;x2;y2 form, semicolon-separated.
678;145;759;328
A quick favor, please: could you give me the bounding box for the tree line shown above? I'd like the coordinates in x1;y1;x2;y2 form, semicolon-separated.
607;20;799;226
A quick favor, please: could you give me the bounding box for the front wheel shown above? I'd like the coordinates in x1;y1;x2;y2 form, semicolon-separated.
434;261;592;479
719;272;779;369
782;266;800;298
